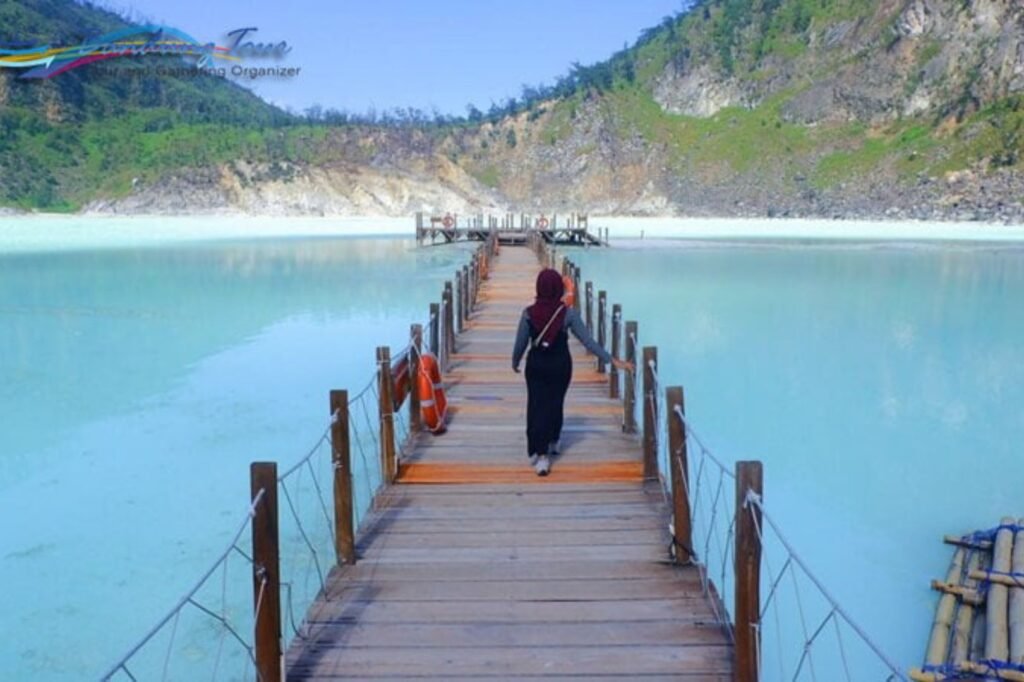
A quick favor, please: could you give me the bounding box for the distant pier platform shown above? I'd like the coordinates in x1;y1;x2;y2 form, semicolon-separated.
416;211;609;247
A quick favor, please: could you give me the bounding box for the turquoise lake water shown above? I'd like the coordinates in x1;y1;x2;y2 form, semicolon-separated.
2;229;1022;680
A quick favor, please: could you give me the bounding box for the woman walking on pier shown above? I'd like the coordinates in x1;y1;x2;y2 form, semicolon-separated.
512;269;632;476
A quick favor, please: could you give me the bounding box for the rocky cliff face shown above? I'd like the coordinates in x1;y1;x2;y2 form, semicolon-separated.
7;0;1024;221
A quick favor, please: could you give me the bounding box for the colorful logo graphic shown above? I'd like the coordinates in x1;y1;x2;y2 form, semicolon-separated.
0;25;289;80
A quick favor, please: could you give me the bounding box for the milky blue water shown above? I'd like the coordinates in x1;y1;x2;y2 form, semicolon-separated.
3;230;1023;680
571;239;1024;678
0;235;473;680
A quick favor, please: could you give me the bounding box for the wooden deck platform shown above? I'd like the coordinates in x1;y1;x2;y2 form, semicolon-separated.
286;246;734;680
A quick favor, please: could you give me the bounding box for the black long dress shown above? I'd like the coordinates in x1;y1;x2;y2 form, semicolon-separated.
524;319;572;458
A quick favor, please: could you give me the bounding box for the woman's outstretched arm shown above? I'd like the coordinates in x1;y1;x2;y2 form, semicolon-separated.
565;308;614;364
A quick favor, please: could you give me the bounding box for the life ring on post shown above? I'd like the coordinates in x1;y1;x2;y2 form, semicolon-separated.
538;216;549;229
562;275;576;308
418;352;448;434
442;214;454;229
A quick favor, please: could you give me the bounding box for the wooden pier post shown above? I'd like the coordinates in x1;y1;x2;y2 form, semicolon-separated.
429;303;440;356
455;272;464;334
443;283;455;367
597;291;607;374
329;391;355;566
250;462;282;682
623;321;638;433
462;265;471;323
585;282;594;337
735;461;763;682
572;266;582;314
642;346;658;480
410;325;423;433
666;387;692;564
377;346;397;484
610;304;621;399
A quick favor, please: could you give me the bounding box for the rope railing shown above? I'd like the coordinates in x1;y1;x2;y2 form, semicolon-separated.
666;403;907;682
101;490;267;682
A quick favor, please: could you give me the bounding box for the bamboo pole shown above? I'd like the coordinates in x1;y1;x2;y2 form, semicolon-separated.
925;547;966;667
250;462;282;682
610;304;621;399
735;461;763;682
410;325;423;433
666;386;691;563
987;517;1016;661
1011;518;1024;663
623;321;637;433
377;346;397;484
951;550;984;664
642;346;658;481
597;291;607;374
329;391;355;566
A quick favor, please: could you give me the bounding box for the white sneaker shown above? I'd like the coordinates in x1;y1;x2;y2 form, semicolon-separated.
534;455;551;477
528;454;539;467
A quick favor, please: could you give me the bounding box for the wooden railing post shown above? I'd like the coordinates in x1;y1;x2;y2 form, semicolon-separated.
462;265;470;323
410;325;423;433
444;281;455;360
429;303;440;356
642;346;658;480
329;391;355;566
455;271;464;334
666;386;691;563
377;346;397;483
735;461;763;682
610;304;621;398
250;462;282;682
597;290;607;373
572;266;582;314
585;281;594;337
623;321;638;433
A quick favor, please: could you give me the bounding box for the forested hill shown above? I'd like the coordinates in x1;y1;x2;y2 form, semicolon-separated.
2;0;1024;221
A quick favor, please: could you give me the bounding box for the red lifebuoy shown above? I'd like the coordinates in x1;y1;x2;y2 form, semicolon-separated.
418;352;448;434
442;214;454;229
538;216;549;229
562;275;576;308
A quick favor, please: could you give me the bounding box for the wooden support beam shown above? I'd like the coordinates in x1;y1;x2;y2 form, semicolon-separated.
585;282;594;338
250;462;282;682
642;346;658;480
597;291;607;374
455;272;464;334
610;304;621;399
444;282;455;358
377;346;397;484
667;386;692;564
623;321;637;434
329;391;355;566
735;461;763;682
572;266;582;314
429;303;440;356
410;325;423;433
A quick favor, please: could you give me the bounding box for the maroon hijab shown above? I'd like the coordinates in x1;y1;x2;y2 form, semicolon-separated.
528;268;566;345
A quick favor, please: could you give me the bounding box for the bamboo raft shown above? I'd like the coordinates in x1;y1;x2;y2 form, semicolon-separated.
911;518;1024;681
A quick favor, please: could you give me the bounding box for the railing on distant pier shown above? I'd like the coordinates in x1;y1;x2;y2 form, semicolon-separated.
415;211;610;246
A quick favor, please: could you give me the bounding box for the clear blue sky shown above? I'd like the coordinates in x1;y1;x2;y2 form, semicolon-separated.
98;0;688;115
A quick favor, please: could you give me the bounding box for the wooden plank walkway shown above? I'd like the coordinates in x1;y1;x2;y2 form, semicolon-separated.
286;246;734;680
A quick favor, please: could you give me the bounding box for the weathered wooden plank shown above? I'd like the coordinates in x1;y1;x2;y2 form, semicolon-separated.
353;528;666;550
286;644;732;677
396;461;643;484
328;559;698;582
354;544;670;564
321;578;704;603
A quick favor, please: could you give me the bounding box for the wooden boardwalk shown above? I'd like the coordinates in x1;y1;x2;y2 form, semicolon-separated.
286;246;734;680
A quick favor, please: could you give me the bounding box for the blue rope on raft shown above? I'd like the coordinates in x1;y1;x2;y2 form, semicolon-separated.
923;659;1024;678
961;523;1024;544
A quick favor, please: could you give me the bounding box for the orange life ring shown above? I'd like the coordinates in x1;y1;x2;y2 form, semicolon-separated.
538;216;549;229
562;275;575;308
442;214;454;229
418;352;448;434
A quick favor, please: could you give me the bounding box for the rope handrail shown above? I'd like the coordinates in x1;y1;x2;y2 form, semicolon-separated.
744;492;908;681
100;489;267;681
